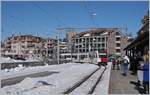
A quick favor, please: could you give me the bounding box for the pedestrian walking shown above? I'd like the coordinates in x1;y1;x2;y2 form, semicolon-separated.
112;59;116;70
122;55;130;76
116;59;120;70
143;54;149;94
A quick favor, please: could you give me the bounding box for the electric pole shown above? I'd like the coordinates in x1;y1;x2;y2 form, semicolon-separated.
57;30;60;64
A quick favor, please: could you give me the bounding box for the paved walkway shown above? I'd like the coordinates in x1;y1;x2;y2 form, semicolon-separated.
109;66;144;94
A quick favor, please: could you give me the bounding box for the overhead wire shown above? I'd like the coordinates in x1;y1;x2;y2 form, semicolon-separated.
32;2;67;27
83;1;98;28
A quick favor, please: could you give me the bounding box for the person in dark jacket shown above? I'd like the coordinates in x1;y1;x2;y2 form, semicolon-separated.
112;59;116;70
116;60;120;70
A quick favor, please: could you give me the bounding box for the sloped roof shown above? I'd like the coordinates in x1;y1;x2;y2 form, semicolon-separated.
72;28;118;38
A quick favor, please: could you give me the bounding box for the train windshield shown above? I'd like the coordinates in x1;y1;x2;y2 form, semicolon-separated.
99;53;107;58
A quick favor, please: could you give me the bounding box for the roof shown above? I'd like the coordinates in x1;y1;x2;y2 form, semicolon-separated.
72;28;119;38
124;30;149;50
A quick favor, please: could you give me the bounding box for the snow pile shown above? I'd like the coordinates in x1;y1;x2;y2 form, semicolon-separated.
0;63;99;95
0;57;22;63
0;57;40;63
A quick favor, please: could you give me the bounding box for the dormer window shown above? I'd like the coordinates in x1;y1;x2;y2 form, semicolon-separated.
116;32;120;36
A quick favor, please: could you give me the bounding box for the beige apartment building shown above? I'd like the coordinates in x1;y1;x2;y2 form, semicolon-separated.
2;35;45;59
71;28;133;60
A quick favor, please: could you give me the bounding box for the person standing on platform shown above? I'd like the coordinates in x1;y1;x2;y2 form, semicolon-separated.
137;53;144;88
143;53;149;94
122;55;130;76
116;59;120;70
112;58;116;70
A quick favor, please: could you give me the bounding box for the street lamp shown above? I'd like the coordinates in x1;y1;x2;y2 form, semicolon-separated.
69;43;74;62
57;33;60;64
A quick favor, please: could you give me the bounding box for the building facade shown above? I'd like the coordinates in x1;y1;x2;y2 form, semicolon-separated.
1;35;68;60
71;28;132;60
42;38;57;58
2;35;45;59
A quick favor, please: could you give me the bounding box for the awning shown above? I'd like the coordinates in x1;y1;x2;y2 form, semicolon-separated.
124;30;149;50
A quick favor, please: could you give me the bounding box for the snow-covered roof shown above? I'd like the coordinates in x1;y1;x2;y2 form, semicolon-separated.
83;33;91;37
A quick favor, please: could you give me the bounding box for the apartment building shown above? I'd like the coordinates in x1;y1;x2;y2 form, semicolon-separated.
71;28;133;60
42;38;57;57
1;35;68;59
2;35;45;59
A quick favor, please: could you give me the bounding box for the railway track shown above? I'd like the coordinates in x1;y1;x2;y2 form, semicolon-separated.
63;66;106;94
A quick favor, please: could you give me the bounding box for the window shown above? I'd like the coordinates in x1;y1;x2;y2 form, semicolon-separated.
83;49;85;52
116;32;120;35
86;49;89;52
14;37;17;40
22;46;25;48
98;38;101;42
106;37;108;41
94;37;96;42
79;38;82;43
76;39;78;43
116;37;121;41
83;38;85;42
90;38;93;42
116;49;120;53
102;37;105;42
87;38;89;42
79;49;81;52
102;43;105;47
14;50;16;53
99;54;107;58
98;44;101;47
86;44;89;48
116;43;121;47
79;45;82;48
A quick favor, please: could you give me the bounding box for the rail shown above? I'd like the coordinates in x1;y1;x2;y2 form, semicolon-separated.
63;66;106;94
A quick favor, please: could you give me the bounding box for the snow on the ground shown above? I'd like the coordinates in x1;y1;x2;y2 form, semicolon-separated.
0;63;77;79
0;63;99;95
0;57;22;63
93;62;112;95
0;57;40;63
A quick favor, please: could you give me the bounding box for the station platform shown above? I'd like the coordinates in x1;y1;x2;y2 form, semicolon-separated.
109;67;145;94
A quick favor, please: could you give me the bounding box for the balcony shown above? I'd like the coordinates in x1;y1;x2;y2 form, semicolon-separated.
115;47;121;49
115;41;121;43
115;52;121;55
116;35;121;38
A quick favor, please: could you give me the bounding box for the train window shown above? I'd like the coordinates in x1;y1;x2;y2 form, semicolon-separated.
99;54;107;58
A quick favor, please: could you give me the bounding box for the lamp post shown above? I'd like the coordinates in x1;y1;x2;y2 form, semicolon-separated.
57;32;60;64
88;41;91;59
93;38;96;51
70;43;74;62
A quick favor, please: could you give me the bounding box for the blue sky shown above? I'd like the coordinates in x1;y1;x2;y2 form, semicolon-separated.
1;1;149;41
